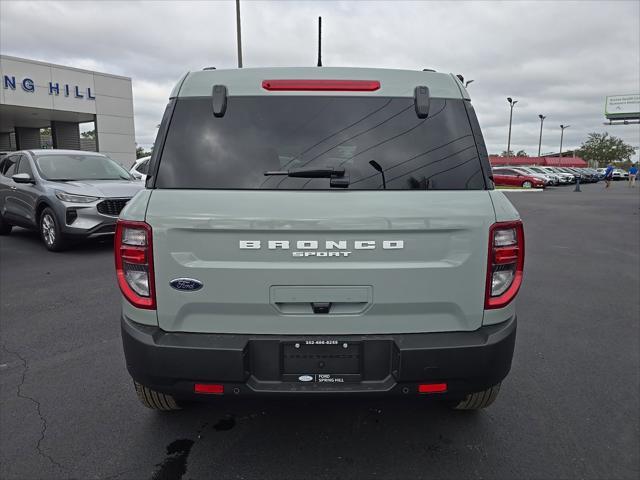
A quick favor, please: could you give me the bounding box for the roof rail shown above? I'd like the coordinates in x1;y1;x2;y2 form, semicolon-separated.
203;67;216;70
422;68;436;72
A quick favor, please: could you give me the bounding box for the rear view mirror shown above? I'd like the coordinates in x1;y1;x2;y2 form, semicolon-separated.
12;173;34;184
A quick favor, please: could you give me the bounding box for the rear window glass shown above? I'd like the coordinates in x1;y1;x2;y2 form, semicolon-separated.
156;96;486;190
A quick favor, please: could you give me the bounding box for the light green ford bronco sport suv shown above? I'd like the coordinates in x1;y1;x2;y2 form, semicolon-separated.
115;67;524;411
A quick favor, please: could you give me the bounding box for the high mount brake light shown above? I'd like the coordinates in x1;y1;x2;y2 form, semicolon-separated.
261;79;381;91
485;221;525;309
115;220;156;309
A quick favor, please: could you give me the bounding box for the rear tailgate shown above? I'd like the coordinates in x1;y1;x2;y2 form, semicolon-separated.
146;190;496;335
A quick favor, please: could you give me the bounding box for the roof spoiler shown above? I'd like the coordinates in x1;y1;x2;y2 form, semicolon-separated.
414;86;430;119
212;84;228;117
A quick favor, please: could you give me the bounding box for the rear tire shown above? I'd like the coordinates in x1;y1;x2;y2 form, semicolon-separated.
0;216;11;235
452;383;501;410
134;381;181;411
40;207;67;251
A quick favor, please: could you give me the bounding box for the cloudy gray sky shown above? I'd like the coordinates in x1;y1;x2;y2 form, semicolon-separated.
1;0;639;160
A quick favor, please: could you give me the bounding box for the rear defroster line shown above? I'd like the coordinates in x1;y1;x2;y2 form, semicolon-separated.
275;102;415;189
336;100;450;168
348;136;475;186
275;98;394;171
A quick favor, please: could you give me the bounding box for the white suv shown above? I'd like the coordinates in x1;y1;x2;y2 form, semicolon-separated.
129;156;151;182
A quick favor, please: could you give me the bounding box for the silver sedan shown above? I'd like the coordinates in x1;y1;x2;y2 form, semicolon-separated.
0;149;144;251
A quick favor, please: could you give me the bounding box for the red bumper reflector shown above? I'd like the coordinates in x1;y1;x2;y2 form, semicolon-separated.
262;79;381;91
418;383;448;394
194;383;224;395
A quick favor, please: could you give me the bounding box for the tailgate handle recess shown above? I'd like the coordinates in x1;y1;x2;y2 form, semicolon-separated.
311;302;332;314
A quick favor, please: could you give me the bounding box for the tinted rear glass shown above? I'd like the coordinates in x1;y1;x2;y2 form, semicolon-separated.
156;96;486;190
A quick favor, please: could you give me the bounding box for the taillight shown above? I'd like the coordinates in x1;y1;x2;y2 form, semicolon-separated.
485;220;525;309
115;220;155;309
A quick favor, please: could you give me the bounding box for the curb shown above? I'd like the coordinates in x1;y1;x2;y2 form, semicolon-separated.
498;189;544;193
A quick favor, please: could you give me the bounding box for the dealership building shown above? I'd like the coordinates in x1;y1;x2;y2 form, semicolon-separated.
0;55;136;166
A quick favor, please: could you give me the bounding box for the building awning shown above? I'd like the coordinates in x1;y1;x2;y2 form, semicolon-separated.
489;156;588;167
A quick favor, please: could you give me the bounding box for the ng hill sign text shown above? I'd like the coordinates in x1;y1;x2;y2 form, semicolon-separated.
3;74;96;100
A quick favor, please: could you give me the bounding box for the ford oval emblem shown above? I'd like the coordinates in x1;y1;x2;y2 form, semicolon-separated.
170;278;203;292
298;375;314;382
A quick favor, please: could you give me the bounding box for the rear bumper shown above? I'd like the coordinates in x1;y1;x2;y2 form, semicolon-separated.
121;315;516;400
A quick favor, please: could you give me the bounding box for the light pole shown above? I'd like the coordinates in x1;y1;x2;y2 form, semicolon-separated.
537;114;546;157
507;97;518;156
559;124;570;158
235;0;243;68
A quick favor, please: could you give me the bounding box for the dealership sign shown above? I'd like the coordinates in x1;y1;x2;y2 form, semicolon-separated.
2;74;95;100
605;94;640;120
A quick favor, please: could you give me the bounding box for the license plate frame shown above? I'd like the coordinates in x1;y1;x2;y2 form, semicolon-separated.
281;340;362;383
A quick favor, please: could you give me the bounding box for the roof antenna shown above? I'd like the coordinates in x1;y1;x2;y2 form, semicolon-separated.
235;0;243;68
317;16;322;67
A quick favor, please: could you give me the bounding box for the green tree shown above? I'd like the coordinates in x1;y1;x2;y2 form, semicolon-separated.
577;132;636;168
515;150;528;157
136;146;152;159
500;150;515;157
81;130;96;139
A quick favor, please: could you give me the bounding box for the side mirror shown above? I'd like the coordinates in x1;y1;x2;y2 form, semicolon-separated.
12;173;34;184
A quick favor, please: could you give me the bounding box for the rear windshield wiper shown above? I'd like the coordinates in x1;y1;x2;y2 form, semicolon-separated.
264;167;345;178
264;167;349;188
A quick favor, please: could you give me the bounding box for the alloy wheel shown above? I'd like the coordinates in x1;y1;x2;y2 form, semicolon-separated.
42;214;56;246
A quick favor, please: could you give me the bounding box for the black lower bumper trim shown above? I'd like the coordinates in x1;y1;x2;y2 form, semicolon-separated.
121;316;516;399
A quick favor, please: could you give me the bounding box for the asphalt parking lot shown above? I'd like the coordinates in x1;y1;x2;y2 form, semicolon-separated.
1;182;638;480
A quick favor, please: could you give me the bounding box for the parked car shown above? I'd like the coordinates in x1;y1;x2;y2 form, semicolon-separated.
552;167;579;183
577;168;597;182
117;67;523;411
492;167;546;188
0;150;144;250
613;169;629;180
511;166;557;185
130;156;151;182
582;168;601;182
537;166;574;184
526;166;562;185
596;167;627;180
561;167;589;183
